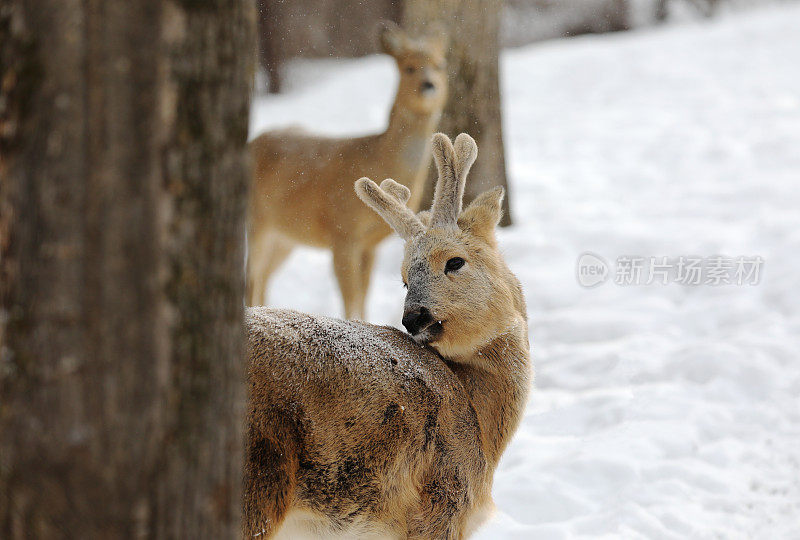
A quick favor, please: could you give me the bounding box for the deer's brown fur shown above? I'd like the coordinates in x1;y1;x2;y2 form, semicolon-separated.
244;133;531;539
247;23;448;319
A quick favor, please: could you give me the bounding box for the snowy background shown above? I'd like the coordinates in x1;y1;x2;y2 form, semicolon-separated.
250;5;800;538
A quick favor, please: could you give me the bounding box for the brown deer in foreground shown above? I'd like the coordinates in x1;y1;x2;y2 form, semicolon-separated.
244;133;532;539
247;23;448;319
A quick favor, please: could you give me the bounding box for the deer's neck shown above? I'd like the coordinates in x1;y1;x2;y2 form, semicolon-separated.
447;321;531;469
384;102;442;144
378;104;441;205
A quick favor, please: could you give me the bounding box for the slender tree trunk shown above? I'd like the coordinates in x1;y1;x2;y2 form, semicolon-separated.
655;0;670;22
0;0;254;537
257;0;282;93
403;0;513;226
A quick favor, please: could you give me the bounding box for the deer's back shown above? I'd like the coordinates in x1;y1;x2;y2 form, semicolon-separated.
248;131;413;247
245;308;489;534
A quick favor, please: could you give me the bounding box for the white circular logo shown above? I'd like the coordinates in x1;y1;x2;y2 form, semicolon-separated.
576;252;609;288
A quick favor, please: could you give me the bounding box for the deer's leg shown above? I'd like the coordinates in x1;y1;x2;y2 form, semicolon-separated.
246;232;294;306
354;247;376;320
407;469;469;540
332;240;367;320
243;417;299;538
407;516;460;540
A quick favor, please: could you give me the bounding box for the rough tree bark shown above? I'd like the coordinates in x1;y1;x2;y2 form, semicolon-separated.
0;0;254;537
403;0;513;226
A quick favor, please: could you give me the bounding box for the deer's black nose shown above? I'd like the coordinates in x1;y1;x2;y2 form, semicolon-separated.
402;306;434;335
420;80;435;92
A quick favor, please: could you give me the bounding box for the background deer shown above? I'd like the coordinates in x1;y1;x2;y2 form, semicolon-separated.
247;22;448;319
244;133;532;539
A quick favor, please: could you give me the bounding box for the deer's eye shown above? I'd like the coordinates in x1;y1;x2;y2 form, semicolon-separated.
445;257;465;273
405;66;416;74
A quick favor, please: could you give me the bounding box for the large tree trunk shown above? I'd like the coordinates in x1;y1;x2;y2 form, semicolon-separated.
0;0;254;537
403;0;513;226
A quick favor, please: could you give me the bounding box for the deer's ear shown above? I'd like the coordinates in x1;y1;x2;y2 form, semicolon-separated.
457;187;504;242
378;21;406;56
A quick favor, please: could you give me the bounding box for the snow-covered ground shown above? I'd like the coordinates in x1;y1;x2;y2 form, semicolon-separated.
250;5;800;538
